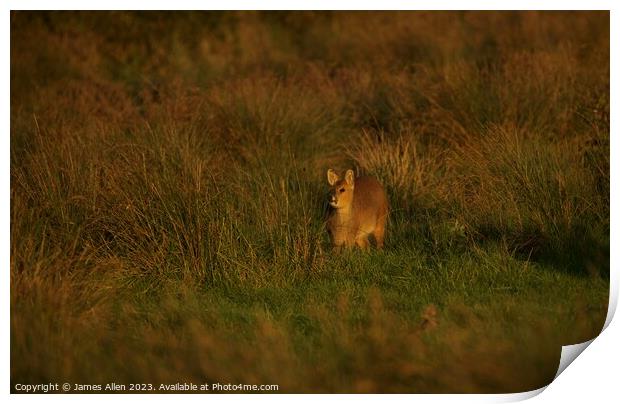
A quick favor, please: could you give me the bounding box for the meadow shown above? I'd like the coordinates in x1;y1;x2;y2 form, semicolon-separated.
10;11;609;393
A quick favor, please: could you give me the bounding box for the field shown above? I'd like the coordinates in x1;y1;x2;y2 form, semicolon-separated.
10;11;609;393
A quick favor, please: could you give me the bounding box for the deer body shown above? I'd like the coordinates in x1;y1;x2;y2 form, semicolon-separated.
326;169;389;250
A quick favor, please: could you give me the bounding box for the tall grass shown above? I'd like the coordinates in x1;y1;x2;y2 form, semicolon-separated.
11;11;609;393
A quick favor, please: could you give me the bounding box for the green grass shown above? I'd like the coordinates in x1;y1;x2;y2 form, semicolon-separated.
11;11;609;393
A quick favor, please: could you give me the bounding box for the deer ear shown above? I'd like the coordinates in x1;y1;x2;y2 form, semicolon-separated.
327;169;339;186
345;170;355;186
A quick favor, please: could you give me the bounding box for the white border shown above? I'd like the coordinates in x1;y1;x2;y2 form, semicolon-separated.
2;1;617;11
3;1;10;400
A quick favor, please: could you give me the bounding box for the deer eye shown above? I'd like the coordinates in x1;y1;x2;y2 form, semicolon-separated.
339;188;345;193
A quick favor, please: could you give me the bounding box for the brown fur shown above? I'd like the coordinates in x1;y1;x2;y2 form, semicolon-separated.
326;169;389;250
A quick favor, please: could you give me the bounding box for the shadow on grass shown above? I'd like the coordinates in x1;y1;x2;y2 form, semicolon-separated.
474;222;609;279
